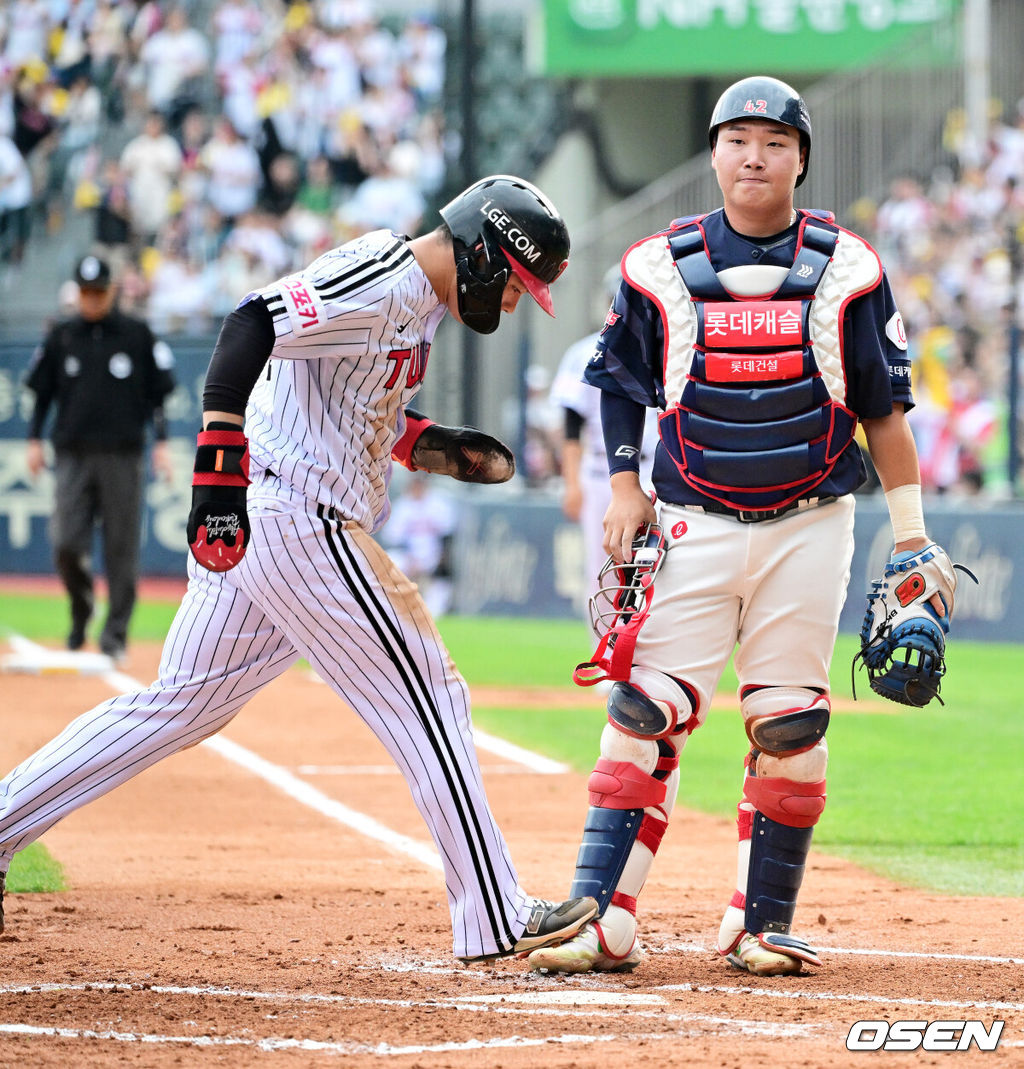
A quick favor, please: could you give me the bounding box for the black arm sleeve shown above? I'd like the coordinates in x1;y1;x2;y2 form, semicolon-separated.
563;408;584;442
601;389;647;475
202;297;277;415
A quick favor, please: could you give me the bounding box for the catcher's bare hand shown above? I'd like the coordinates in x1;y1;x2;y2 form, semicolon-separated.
603;473;656;563
410;423;515;483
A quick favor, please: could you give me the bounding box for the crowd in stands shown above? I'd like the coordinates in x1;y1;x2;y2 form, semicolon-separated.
0;2;1021;498
853;99;1024;498
0;0;447;327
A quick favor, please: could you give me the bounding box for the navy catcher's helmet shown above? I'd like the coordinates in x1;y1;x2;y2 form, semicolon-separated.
708;76;812;186
440;175;570;334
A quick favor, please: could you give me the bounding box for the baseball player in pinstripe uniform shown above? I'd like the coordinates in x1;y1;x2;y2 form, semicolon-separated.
0;175;598;961
527;79;959;977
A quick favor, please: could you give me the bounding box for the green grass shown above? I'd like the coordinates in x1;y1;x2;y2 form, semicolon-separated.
0;592;180;645
7;843;66;893
446;621;1024;898
1;592;1020;896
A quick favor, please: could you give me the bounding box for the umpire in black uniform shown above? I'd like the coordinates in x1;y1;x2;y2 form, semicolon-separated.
25;255;176;660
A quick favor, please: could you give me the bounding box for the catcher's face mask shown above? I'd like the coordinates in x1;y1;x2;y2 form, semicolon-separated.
576;523;667;686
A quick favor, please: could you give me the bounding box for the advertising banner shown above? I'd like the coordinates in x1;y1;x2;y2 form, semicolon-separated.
539;0;958;76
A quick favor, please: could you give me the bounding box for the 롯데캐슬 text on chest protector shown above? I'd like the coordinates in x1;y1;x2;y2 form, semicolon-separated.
640;211;877;513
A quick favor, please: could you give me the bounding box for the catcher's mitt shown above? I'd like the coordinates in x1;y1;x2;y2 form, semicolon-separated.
853;542;976;707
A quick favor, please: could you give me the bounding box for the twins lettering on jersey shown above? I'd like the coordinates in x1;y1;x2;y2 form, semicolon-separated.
479;200;542;265
385;342;431;389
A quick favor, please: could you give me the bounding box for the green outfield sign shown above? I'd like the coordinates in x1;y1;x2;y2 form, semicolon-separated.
540;0;960;76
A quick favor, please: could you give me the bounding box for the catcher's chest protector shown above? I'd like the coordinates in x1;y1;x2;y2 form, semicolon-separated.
621;212;880;512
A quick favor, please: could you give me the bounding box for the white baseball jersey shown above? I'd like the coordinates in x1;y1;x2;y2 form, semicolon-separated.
0;230;539;960
246;230;447;533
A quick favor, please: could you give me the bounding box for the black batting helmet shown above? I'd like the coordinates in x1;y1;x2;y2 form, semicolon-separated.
708;76;812;186
440;175;570;334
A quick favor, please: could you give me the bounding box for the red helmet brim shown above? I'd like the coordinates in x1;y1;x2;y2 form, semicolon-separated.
501;249;567;317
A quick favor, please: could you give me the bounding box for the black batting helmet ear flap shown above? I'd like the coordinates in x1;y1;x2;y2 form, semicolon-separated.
440;175;570;334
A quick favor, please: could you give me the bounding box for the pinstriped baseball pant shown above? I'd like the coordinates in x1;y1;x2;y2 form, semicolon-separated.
0;482;533;959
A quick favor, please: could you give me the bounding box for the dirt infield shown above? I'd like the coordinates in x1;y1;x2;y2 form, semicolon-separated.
1;639;1021;1067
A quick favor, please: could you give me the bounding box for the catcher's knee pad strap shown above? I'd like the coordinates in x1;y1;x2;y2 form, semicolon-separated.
569;806;643;915
741;686;830;758
744;812;814;938
607;668;699;740
744;771;826;828
587;758;670;810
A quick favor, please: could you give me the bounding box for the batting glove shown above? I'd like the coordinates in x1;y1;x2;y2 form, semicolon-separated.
187;422;251;572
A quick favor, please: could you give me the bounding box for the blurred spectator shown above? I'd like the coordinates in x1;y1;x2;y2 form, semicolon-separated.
3;0;50;70
0;131;32;271
259;150;302;216
211;0;266;81
145;247;210;333
90;158;134;274
88;0;131;102
519;364;562;488
12;63;58;160
380;471;458;617
336;140;425;238
119;108;183;247
284;154;338;261
50;4;92;88
398;17;446;107
874;176;936;261
136;5;210;128
198;115;262;236
219;208;291;283
326;110;377;190
43;71;103;229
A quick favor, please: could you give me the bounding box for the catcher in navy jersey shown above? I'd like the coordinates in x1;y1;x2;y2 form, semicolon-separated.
528;78;964;978
0;175;598;961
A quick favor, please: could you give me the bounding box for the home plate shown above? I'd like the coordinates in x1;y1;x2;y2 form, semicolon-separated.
456;992;666;1006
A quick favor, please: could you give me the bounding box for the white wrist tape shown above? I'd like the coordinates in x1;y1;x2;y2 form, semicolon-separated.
885;483;927;543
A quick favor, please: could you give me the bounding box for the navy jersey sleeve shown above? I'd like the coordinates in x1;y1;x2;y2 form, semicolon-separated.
583;281;664;409
843;270;914;418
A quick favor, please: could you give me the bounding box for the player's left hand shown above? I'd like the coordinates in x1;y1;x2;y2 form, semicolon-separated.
854;542;976;707
187;423;251;572
410;424;515;483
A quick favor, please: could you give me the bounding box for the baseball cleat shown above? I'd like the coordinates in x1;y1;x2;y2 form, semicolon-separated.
458;896;598;963
724;931;820;976
0;870;5;934
528;921;643;974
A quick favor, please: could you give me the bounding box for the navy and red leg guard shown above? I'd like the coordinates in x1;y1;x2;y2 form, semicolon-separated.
569;741;678;915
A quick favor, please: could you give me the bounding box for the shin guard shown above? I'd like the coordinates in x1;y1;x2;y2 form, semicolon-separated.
569;806;643;915
744;813;813;938
570;741;679;915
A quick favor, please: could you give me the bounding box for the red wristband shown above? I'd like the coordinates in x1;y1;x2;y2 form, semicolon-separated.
391;413;434;470
192;427;251;487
